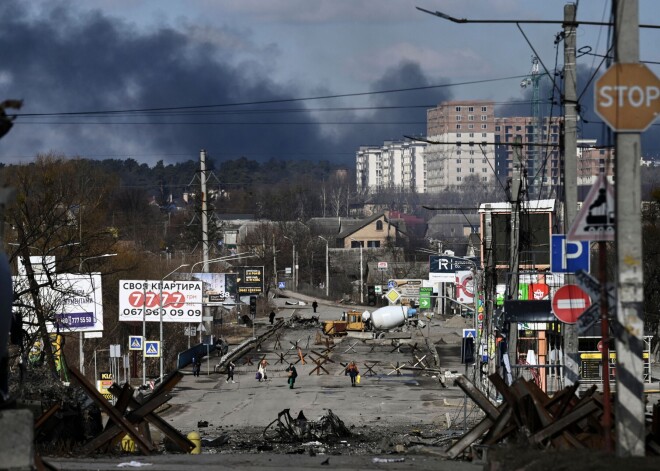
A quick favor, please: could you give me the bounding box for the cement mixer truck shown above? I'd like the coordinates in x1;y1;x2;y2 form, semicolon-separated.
362;305;421;335
321;305;421;337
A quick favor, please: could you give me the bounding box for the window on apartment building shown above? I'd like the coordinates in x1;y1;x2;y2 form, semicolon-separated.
456;115;462;121
455;106;461;111
456;150;461;155
470;168;475;173
481;115;487;121
482;106;488;112
482;158;487;163
469;150;475;155
468;115;475;121
457;167;462;173
468;124;474;129
482;167;488;173
469;133;474;138
376;220;383;231
516;126;522;131
456;133;462;138
468;106;474;112
456;159;461;164
456;124;461;129
482;176;488;181
482;133;487;137
481;124;487;129
367;241;381;248
469;158;474;163
457;176;462;182
495;126;501;132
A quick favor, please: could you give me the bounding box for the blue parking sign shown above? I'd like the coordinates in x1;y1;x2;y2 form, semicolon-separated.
278;281;286;289
551;235;590;273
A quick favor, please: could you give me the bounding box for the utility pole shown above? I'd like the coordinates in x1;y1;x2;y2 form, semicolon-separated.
562;2;581;389
200;149;212;341
506;138;523;375
613;0;646;457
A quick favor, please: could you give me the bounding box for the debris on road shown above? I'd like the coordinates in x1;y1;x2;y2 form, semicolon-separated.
263;409;351;443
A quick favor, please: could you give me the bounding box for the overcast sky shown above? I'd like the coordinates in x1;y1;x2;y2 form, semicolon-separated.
1;0;658;166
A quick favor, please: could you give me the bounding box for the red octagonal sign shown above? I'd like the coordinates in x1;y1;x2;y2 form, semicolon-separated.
552;284;591;324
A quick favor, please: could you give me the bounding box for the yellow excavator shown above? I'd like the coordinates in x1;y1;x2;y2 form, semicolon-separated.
321;310;366;337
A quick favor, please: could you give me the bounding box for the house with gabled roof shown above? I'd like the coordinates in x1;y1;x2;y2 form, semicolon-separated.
337;211;405;248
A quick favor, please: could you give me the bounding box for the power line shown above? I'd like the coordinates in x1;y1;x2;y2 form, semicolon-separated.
14;75;529;118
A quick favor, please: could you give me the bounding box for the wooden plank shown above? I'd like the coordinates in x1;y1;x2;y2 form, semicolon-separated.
109;384;194;453
455;375;500;420
482;406;514;445
34;403;60;431
68;367;154;455
445;415;494;459
488;374;522;427
81;392;171;454
530;400;599;444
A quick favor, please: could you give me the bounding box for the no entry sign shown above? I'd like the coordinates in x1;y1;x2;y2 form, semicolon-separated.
552;284;591;324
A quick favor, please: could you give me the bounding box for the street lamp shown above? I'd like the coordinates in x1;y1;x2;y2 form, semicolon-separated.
78;253;117;375
349;238;364;305
159;263;190;382
283;236;296;290
318;236;329;297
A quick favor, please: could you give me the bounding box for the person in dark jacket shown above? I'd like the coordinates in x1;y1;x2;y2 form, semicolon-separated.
345;361;359;387
286;363;298;389
269;310;276;325
312;300;318;313
226;361;236;383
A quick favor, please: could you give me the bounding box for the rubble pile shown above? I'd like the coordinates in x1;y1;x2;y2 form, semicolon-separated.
285;314;320;329
262;409;350;443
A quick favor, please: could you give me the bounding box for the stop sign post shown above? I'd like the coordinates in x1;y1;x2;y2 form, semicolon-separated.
552;284;591;324
595;63;660;132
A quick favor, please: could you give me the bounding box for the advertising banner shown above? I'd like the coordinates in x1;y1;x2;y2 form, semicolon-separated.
118;280;203;323
13;273;104;333
186;272;237;304
237;266;264;294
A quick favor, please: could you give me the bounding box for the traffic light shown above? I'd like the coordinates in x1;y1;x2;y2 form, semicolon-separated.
461;337;475;364
249;296;257;317
367;286;377;306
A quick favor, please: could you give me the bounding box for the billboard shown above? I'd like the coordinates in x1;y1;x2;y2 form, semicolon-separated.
13;273;104;333
429;255;475;283
237;266;264;294
186;272;237;304
118;280;203;323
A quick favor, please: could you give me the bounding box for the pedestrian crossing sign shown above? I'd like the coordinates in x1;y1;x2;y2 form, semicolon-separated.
144;341;160;358
128;335;144;351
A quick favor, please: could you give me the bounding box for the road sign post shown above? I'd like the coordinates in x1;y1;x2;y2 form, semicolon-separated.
552;284;591;324
595;63;659;132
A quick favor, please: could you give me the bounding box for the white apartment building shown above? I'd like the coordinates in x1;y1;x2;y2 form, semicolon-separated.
425;100;496;192
356;140;427;194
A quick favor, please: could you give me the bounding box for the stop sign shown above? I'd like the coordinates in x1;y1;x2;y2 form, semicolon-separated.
552;284;591;324
595;63;660;132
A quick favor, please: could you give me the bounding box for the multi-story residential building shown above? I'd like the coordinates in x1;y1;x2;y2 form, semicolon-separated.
576;139;615;186
425;100;496;192
493;116;562;197
356;140;426;194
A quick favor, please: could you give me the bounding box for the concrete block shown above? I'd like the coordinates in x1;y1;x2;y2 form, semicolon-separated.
0;409;33;470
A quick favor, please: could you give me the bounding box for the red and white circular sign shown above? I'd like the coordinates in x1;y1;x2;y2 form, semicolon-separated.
552;284;591;324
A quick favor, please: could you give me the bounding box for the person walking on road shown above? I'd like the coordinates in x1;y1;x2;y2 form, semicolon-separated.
226;361;236;383
269;310;276;325
257;359;268;382
192;356;201;377
345;361;359;387
312;300;318;313
286;363;298;389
